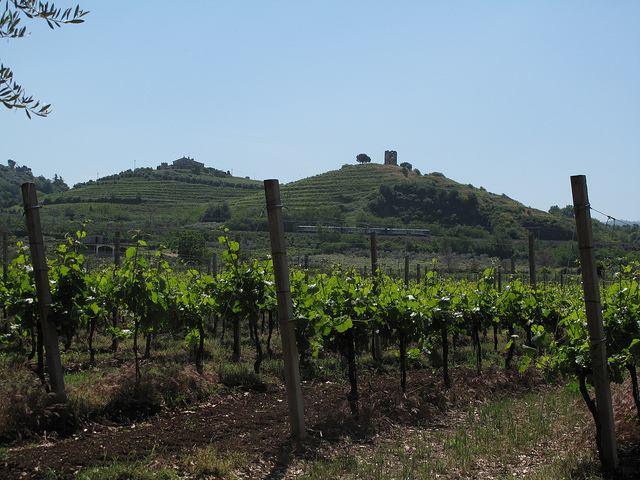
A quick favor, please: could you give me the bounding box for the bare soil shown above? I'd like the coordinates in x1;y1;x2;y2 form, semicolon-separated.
2;367;639;479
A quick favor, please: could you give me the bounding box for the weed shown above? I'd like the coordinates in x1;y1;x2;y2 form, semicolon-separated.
182;444;247;479
218;363;266;391
79;457;180;480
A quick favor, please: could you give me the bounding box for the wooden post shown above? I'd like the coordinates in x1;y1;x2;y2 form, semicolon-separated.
2;231;7;334
404;255;410;286
571;175;618;470
21;183;66;401
416;263;421;284
264;180;305;439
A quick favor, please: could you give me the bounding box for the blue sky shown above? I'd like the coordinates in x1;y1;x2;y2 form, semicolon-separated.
2;1;639;222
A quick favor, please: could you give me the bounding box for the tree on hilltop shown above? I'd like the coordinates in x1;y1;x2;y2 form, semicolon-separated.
548;205;574;219
1;1;88;118
400;162;412;170
356;153;371;164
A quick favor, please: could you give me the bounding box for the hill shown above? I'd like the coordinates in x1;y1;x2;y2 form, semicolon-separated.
272;164;574;240
0;161;69;208
1;165;263;237
1;161;638;265
0;160;573;238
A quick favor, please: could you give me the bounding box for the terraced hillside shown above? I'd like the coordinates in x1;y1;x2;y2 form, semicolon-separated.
3;161;636;264
46;167;262;205
230;163;415;227
263;164;575;241
23;167;263;237
18;163;578;243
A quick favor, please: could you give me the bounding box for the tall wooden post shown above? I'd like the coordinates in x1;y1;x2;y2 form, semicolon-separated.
264;180;305;439
571;175;618;470
21;183;66;401
304;253;310;282
404;255;410;286
2;231;7;334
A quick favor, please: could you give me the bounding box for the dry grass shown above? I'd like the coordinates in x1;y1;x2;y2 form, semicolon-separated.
269;387;603;480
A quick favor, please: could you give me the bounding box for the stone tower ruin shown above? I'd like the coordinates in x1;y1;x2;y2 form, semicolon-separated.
384;150;398;166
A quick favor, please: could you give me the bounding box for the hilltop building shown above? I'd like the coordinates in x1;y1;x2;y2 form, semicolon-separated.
158;156;204;170
384;150;397;166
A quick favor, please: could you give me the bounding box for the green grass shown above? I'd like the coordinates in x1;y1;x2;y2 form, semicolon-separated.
72;443;248;480
290;387;601;480
181;444;248;479
75;453;181;480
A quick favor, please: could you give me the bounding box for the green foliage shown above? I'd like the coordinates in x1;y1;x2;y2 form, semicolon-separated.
49;231;91;345
0;161;68;208
356;153;371;164
0;241;38;338
202;201;231;222
309;269;374;356
369;182;484;226
516;260;640;461
174;230;210;264
1;1;88;117
549;205;575;218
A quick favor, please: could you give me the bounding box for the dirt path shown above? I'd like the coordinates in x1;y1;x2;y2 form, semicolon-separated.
2;368;638;479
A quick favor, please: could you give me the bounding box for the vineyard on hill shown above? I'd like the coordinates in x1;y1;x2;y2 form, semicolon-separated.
57;168;262;204
1;161;638;271
1;230;639;478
